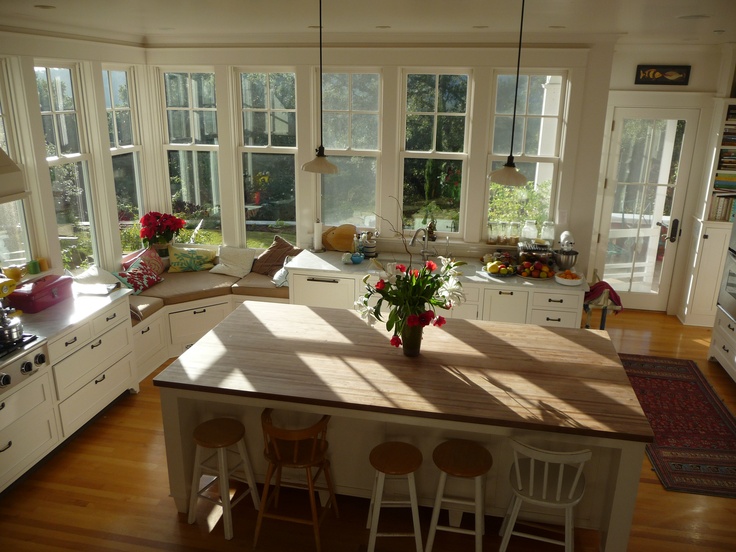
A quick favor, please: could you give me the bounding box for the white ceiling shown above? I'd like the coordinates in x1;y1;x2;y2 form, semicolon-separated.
0;0;735;48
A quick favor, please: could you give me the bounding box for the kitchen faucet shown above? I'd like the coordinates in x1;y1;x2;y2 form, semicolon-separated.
409;227;436;261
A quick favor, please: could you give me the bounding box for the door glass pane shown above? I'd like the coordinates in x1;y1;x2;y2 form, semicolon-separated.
605;118;684;294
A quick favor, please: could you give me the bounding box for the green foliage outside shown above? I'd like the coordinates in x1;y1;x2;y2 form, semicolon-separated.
487;180;552;226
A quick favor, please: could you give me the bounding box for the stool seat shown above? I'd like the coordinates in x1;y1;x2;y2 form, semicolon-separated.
433;438;493;478
370;441;423;475
193;417;245;448
187;417;260;540
367;441;423;552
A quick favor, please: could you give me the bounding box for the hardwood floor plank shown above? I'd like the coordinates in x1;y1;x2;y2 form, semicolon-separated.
1;310;735;551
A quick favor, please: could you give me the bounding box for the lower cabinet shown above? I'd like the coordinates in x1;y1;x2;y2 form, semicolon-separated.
449;285;480;319
530;290;583;328
708;306;736;384
291;273;358;309
169;300;231;355
483;289;528;323
0;373;59;492
133;314;169;380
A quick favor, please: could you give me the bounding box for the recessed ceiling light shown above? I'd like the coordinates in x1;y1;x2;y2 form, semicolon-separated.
549;25;566;29
472;25;489;29
375;25;391;29
33;4;56;9
677;14;710;20
714;29;726;34
307;25;321;29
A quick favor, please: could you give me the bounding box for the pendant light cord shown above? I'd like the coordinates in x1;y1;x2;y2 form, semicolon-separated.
508;0;525;163
317;0;324;150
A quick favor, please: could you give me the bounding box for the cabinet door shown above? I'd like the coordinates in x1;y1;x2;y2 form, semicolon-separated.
169;301;230;349
449;285;480;319
483;289;528;323
292;274;357;309
691;224;730;318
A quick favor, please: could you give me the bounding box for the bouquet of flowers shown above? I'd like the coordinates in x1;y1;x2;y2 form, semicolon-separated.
139;211;186;246
355;257;465;348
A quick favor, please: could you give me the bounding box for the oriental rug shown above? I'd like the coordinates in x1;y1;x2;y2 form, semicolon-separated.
620;354;736;498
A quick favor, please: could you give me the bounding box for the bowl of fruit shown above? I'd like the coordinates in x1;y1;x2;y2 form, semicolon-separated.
554;269;584;286
483;260;516;277
516;261;555;279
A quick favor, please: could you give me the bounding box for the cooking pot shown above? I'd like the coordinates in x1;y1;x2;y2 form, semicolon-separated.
1;313;23;343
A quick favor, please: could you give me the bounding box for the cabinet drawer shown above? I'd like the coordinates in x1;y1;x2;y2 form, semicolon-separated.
58;353;134;437
134;316;166;364
0;405;58;492
292;274;357;309
532;291;582;310
48;322;92;364
0;373;53;432
449;302;479;320
169;301;230;346
484;289;528;323
92;301;129;336
53;322;132;401
530;309;579;328
463;286;481;303
714;308;736;339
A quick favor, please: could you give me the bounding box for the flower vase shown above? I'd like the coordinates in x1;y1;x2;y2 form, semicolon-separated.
152;241;172;258
401;325;423;357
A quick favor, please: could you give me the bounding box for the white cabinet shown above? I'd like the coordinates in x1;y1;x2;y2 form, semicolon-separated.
449;285;481;319
678;218;730;326
291;274;358;309
169;299;231;355
0;373;59;492
483;288;528;323
133;313;169;381
708;306;736;384
530;289;583;328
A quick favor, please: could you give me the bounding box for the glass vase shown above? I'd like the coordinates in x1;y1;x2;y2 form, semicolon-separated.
401;325;423;357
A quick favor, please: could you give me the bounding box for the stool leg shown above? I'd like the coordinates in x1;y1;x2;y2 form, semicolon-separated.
236;438;260;510
600;306;608;330
474;474;484;552
306;466;322;552
565;505;574;552
187;445;203;525
426;471;447;552
217;447;234;540
499;495;522;552
407;472;423;552
367;471;385;552
366;470;379;530
253;461;276;549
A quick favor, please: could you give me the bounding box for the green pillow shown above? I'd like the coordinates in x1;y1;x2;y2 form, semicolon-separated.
167;246;216;273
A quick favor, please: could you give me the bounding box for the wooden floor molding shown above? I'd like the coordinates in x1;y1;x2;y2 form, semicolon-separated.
1;309;735;551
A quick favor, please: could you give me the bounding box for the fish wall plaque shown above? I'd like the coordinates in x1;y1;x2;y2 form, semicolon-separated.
635;65;690;85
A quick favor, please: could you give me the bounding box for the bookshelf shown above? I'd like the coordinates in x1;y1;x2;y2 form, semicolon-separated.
708;101;736;221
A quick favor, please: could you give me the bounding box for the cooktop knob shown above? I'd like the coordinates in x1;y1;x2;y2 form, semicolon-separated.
0;373;10;387
34;353;46;365
20;361;34;374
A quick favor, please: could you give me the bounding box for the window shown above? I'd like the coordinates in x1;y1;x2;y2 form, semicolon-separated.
164;71;220;243
0;97;31;268
240;71;297;247
488;74;565;229
103;68;143;254
321;72;380;229
402;72;468;234
36;65;98;271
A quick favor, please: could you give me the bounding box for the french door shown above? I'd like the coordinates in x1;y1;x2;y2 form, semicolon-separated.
595;107;700;311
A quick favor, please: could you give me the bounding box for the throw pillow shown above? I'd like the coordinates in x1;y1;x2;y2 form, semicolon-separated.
252;236;302;277
168;246;217;273
72;265;120;285
129;246;165;275
209;246;256;278
115;261;163;294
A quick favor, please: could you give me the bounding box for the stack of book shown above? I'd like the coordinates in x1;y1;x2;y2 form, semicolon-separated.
709;190;736;221
724;125;736;147
719;149;736;171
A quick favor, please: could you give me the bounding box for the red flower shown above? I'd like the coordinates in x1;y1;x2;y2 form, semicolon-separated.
390;335;402;347
433;316;447;327
375;279;386;290
410;269;420;278
406;314;421;327
395;264;406;273
425;260;437;272
419;310;435;326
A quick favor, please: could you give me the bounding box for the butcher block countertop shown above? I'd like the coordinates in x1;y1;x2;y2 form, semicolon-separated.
154;301;653;443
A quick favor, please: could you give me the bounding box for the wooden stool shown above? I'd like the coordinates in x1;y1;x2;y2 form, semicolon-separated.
187;417;260;540
426;439;493;552
366;441;423;552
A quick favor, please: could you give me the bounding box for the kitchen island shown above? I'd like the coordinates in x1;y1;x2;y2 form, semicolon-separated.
153;301;652;552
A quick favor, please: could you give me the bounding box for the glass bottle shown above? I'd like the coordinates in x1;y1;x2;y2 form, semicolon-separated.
498;221;508;245
541;221;556;246
521;220;538;241
507;222;520;245
487;221;498;245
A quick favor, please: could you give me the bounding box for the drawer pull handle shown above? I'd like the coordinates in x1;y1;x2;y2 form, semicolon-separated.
0;401;4;411
65;336;78;347
141;326;151;334
0;441;11;453
498;291;514;296
722;345;730;354
193;309;207;314
307;277;339;284
95;374;106;384
548;298;564;303
728;324;735;332
546;317;562;322
106;313;117;322
90;339;103;349
185;343;193;349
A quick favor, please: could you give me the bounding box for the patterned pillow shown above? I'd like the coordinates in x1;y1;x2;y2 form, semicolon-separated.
129;247;165;275
115;261;163;294
168;246;217;273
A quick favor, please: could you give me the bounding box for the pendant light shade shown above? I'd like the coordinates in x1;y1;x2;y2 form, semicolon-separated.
301;0;338;175
488;0;527;187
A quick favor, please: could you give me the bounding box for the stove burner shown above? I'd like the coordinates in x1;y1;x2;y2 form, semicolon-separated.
0;333;38;362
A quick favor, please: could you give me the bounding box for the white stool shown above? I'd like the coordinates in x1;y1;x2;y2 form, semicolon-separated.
366;441;423;552
426;439;493;552
187;417;260;540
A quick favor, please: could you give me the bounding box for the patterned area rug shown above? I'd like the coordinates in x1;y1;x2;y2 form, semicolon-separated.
620;354;736;498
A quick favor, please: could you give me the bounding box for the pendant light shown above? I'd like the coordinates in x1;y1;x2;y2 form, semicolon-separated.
488;0;527;186
301;0;338;174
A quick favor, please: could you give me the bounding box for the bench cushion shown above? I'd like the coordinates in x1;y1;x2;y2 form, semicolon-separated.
128;295;165;326
232;272;289;300
139;271;239;305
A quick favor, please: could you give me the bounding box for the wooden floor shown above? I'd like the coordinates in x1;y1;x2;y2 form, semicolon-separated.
1;310;736;551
